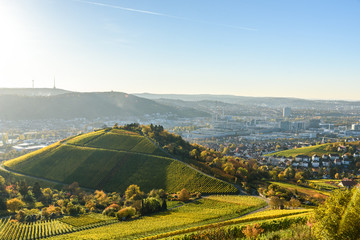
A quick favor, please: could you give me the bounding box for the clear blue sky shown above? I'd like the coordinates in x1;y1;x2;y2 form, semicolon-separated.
0;0;359;100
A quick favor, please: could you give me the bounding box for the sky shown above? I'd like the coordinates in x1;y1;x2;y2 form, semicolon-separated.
0;0;359;100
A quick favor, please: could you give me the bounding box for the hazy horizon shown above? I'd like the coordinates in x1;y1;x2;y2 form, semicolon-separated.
1;0;359;100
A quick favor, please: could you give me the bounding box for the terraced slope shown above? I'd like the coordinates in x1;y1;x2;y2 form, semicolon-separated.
4;128;237;194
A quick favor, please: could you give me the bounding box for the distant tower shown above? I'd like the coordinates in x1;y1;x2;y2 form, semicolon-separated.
53;77;56;89
32;80;34;88
283;107;291;118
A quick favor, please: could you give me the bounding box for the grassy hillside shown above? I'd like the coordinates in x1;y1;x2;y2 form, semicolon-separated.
4;128;237;194
265;143;338;157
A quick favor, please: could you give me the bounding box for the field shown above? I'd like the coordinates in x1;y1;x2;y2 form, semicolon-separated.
163;209;313;240
206;195;266;207
47;196;266;239
0;214;117;240
4;129;237;194
308;179;341;191
59;214;116;227
265;143;337;157
270;181;330;199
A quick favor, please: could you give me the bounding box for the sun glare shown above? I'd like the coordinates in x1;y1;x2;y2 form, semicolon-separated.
0;2;35;87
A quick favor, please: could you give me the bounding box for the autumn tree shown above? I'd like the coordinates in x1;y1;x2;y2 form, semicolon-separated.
242;223;264;239
7;198;25;212
178;188;191;202
269;196;283;209
289;197;301;209
125;185;144;202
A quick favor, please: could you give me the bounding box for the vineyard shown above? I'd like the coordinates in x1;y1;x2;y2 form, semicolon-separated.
4;128;237;194
206;195;266;207
0;214;117;240
47;197;266;240
143;209;313;240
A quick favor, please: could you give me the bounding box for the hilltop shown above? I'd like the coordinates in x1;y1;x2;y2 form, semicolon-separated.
3;127;237;194
0;91;209;120
0;88;71;96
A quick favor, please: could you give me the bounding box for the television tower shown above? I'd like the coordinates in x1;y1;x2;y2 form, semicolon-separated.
53;76;56;89
32;80;34;88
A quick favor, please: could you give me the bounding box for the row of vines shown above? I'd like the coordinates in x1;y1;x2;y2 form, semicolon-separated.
0;216;118;240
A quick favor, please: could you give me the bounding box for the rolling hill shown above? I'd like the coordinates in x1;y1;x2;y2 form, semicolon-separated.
0;91;210;120
3;128;237;194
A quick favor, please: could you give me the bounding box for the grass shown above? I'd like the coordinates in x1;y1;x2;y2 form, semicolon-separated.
167;201;184;209
4;129;237;194
308;179;341;191
270;181;330;199
265;143;337;157
144;209;313;240
48;197;267;240
59;214;111;227
206;195;266;207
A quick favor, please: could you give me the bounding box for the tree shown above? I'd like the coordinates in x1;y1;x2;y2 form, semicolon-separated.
269;196;283;209
289;197;301;209
178;188;190;202
18;181;28;196
313;188;360;240
67;182;81;196
94;190;109;207
7;198;25;212
140;197;161;215
242;223;264;239
33;182;43;200
116;207;136;220
125;185;144;201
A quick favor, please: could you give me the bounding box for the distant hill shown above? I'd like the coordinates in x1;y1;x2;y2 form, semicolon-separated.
135;93;360;108
0;92;210;120
4;128;237;193
0;88;71;96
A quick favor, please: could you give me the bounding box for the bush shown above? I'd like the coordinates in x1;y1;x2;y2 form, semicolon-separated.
66;203;85;216
116;207;136;220
102;203;121;217
140;197;162;215
178;189;191;202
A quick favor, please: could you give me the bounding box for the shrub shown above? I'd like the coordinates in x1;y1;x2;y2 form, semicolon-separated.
140;197;161;215
116;207;136;220
242;223;264;239
102;203;121;217
178;189;191;202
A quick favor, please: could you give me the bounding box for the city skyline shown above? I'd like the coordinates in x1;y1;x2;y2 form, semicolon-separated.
0;0;359;100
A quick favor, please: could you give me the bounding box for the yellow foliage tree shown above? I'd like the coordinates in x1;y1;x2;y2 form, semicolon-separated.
7;198;25;213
